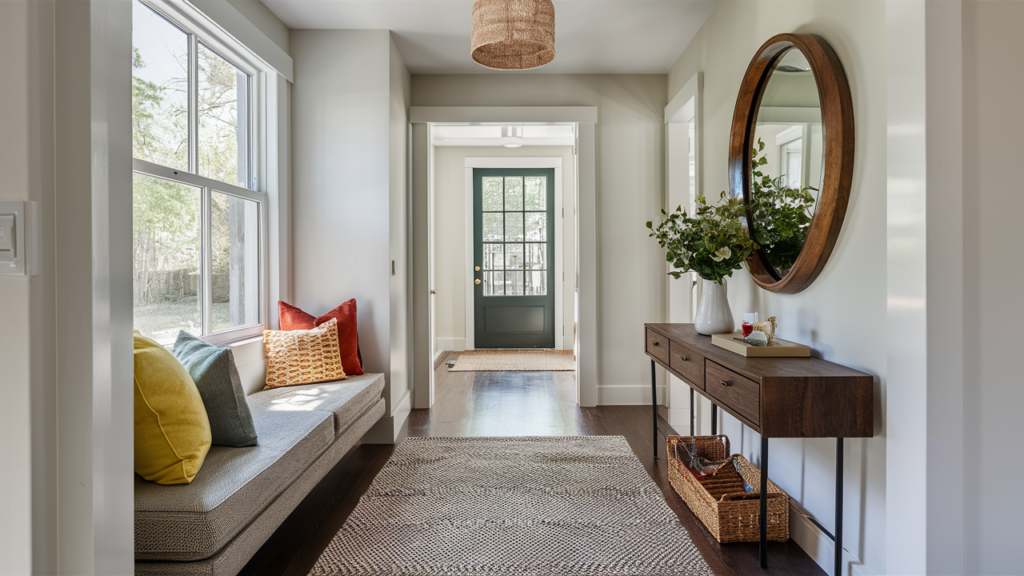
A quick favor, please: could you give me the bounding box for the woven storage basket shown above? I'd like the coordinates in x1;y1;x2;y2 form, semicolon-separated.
667;435;789;543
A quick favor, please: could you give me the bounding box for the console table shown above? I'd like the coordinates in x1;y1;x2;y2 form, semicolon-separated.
645;323;873;572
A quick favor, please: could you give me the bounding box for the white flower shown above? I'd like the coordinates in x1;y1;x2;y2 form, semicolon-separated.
710;246;732;262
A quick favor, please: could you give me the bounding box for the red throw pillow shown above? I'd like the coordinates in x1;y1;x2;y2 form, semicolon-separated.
278;300;364;376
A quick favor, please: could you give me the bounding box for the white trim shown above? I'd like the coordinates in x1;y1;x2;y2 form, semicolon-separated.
177;0;293;81
463;157;565;351
412;106;597;124
665;72;702;124
789;501;875;576
597;385;666;406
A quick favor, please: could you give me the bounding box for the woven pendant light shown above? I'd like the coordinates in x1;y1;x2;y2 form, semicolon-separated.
471;0;555;70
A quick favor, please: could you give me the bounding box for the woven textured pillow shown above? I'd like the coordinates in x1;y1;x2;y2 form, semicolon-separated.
264;318;346;390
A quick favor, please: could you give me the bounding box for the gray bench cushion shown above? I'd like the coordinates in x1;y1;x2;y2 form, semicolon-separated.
247;373;385;437
135;409;333;561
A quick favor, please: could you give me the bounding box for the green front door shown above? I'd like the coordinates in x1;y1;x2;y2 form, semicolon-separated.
473;168;556;349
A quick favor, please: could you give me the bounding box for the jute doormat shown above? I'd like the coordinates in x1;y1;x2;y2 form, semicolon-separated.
308;436;714;576
449;349;575;372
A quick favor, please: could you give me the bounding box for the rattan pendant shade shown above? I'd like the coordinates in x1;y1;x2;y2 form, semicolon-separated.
471;0;555;70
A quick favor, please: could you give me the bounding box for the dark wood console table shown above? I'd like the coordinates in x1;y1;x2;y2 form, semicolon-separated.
645;323;873;572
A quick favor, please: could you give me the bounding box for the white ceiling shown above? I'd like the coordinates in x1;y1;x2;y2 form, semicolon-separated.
431;124;576;146
261;0;717;74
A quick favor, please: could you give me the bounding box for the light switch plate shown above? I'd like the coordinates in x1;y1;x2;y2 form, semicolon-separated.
0;201;27;275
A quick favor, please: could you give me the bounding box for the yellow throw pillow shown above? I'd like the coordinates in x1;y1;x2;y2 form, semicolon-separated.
134;334;212;485
264;318;346;390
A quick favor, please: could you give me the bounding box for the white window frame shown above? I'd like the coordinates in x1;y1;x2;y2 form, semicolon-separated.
132;0;272;345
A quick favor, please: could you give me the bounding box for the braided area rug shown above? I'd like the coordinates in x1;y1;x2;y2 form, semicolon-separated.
309;436;714;576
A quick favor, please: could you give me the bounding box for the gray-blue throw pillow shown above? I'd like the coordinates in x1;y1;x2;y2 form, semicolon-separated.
172;331;258;447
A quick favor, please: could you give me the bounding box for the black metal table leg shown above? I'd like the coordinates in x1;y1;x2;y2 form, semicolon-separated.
760;436;769;569
651;359;658;459
689;388;695;436
711;403;718;435
835;438;844;576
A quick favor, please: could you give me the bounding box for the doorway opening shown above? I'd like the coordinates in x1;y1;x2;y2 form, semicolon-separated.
422;123;579;404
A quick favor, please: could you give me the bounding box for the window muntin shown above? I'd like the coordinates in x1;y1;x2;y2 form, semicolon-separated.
132;0;264;344
482;175;549;297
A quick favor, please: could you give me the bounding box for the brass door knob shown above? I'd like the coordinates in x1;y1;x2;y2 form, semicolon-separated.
475;279;481;285
430;290;437;295
475;266;481;271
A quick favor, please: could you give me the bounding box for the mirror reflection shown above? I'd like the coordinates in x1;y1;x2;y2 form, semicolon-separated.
749;48;824;277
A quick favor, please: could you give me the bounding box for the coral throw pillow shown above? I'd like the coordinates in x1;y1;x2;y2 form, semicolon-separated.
278;299;364;375
264;318;346;390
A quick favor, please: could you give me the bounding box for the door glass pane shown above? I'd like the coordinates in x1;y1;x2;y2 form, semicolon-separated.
505;243;524;270
524;177;546;210
483;244;503;270
525;243;546;270
482;177;503;211
504;177;523;211
211;192;260;332
504;212;524;242
483;213;503;242
506;271;525;296
132;0;189;172
132;173;202;345
525;213;546;242
526;271;546;296
198;43;249;188
490;271;505;296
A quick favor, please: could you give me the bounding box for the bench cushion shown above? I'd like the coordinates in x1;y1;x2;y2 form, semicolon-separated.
247;373;385;437
134;409;333;561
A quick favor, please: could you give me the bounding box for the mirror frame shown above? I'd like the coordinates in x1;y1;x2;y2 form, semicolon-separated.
729;33;854;294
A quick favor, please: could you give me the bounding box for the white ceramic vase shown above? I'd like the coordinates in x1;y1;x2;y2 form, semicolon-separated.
694;278;735;335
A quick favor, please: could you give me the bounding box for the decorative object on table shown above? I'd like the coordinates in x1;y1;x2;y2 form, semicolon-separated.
752;316;777;342
730;33;854;294
471;0;556;71
711;331;811;357
744;331;769;347
741;322;753;337
667;435;789;544
647;191;756;335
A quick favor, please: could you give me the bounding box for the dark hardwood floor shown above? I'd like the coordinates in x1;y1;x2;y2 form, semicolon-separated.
240;353;825;576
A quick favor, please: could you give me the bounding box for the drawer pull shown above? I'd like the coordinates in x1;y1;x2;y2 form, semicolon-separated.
720;380;733;387
679;356;689;361
652;341;660;347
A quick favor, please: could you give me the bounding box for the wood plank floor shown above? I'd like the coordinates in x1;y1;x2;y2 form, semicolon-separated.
240;354;825;576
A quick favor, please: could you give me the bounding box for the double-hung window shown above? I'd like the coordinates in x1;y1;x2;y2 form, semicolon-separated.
131;0;266;346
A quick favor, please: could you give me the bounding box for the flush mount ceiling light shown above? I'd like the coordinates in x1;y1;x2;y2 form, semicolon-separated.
471;0;555;70
502;126;523;147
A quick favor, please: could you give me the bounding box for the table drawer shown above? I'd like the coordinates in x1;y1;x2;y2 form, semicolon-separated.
669;342;704;388
705;361;760;426
646;328;670;365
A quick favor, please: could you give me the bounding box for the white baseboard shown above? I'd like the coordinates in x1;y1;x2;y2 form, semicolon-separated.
597;385;665;406
436;337;466;352
789;501;874;576
363;390;412;444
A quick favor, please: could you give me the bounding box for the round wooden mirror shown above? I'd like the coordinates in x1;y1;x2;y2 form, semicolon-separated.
729;33;854;294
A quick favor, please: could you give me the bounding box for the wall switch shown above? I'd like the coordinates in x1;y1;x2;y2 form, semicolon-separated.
0;215;14;253
0;202;28;275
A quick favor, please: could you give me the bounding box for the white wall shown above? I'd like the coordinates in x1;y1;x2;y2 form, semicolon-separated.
389;34;413;409
412;75;667;405
667;2;887;574
0;1;56;573
431;145;576;352
962;1;1024;572
291;30;410;442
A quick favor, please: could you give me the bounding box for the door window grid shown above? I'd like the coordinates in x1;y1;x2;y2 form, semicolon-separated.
482;176;548;296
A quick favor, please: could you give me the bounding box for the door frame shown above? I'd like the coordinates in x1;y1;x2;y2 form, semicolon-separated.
465;157;563;350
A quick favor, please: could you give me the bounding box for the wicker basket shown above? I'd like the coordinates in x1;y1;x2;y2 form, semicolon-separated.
667;435;789;543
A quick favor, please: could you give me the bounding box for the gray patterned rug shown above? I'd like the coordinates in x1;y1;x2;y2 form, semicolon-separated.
309;436;713;576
